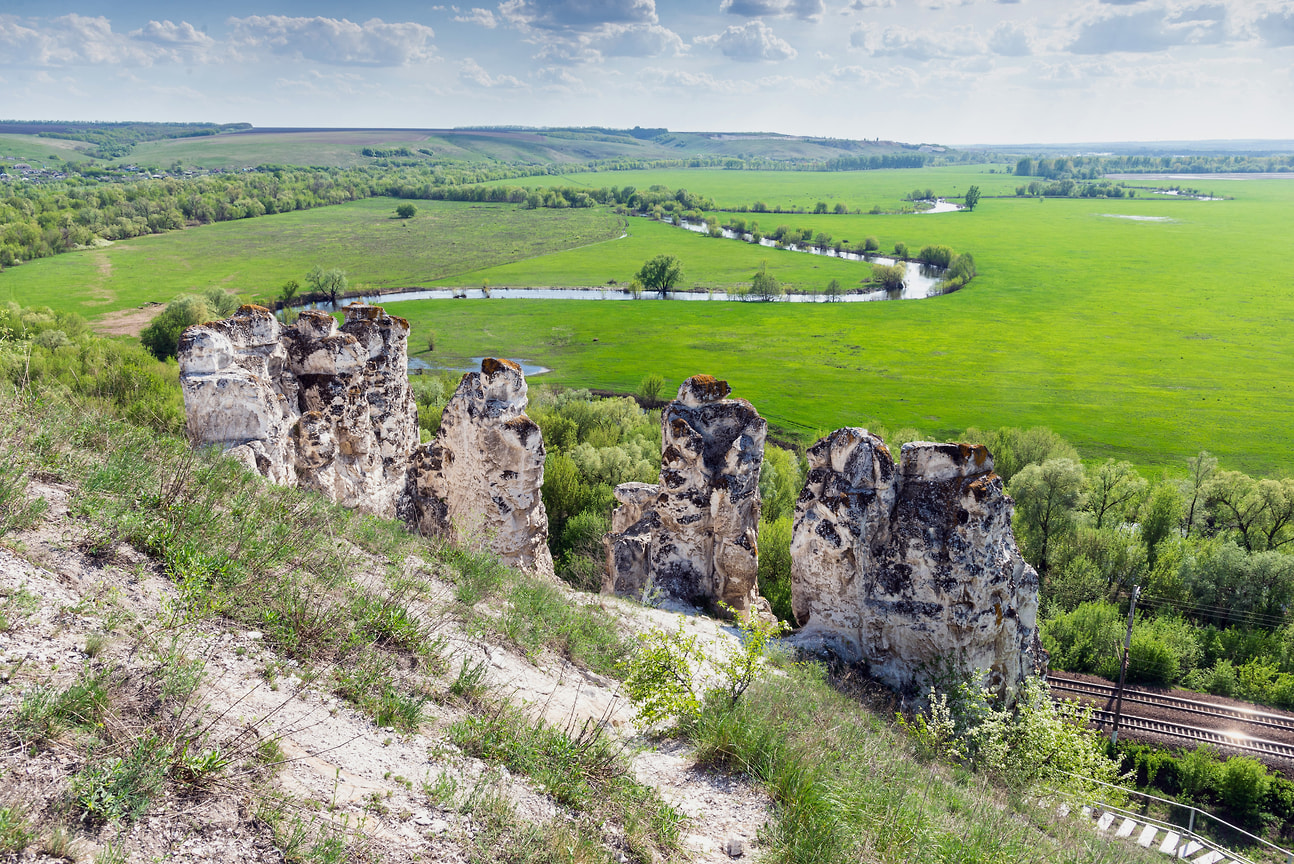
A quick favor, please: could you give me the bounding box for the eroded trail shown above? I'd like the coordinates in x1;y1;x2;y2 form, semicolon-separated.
0;477;771;863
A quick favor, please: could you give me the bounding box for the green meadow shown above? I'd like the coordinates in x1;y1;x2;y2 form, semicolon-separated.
0;133;94;164
0;199;625;314
486;165;1024;212
405;173;1294;476
3;168;1292;476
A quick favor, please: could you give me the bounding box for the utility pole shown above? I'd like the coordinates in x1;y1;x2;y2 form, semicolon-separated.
1110;585;1140;746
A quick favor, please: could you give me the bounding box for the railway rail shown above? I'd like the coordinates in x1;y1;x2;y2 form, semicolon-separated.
1049;674;1294;734
1083;709;1294;761
1048;674;1294;762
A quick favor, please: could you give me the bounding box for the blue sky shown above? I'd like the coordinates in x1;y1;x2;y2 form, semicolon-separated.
2;0;1292;145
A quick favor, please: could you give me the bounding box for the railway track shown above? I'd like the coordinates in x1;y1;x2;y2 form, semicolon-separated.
1083;709;1294;761
1049;675;1294;734
1049;674;1294;761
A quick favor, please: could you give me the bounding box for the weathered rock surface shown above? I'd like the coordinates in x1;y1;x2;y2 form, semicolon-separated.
407;358;554;578
180;306;552;576
790;430;1043;700
180;304;418;516
603;375;769;617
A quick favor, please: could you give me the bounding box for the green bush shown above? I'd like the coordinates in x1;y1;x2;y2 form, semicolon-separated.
757;516;793;622
1040;600;1123;676
139;288;238;361
1217;756;1271;829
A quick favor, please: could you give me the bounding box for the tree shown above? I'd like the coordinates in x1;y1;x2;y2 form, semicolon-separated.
1183;450;1217;536
750;262;782;301
395;203;417;219
824;278;842;302
1009;458;1085;578
964;185;981;211
1207;471;1294;552
635;254;683;297
863;236;880;253
833;202;847;215
1083;459;1147;529
306;265;348;307
870;262;906;291
1016;157;1033;177
813;201;828;214
637;372;666;405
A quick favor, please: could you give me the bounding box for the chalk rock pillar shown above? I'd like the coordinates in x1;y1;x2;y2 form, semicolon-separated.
177;304;297;485
604;375;769;617
178;303;417;517
791;434;1043;700
408;359;554;578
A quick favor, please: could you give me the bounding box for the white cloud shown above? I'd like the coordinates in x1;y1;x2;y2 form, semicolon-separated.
0;14;162;66
453;8;499;28
228;16;436;66
697;20;797;62
848;0;895;8
1068;5;1229;54
988;21;1033;56
596;23;684;57
459;57;527;86
637;66;756;93
787;0;827;20
497;0;679;64
534;64;585;89
720;0;785;16
131;20;214;48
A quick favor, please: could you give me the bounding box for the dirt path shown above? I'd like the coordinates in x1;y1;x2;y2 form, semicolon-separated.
91;303;164;336
0;478;773;863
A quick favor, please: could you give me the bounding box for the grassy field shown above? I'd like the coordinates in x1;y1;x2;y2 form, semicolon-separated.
400;173;1294;475
485;165;1024;212
4;168;1292;475
0;133;94;164
117;128;935;170
0;199;625;314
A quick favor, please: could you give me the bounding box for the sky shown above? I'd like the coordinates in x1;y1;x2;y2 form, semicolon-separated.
2;0;1292;146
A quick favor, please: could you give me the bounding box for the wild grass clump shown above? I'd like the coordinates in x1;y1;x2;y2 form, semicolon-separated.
450;702;683;863
685;665;1148;864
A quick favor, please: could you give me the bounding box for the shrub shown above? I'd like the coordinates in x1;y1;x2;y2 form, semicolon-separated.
870;262;906;291
757;516;793;622
395;203;417;219
917;244;954;268
637;372;666;405
139;288;238;361
1217;756;1271;828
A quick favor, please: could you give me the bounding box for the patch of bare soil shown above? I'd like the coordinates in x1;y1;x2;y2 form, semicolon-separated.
0;479;772;863
91;304;164;337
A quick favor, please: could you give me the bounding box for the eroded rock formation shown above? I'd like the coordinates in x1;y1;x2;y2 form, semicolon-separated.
790;430;1043;700
603;375;769;617
406;359;554;578
179;304;417;514
179;304;552;576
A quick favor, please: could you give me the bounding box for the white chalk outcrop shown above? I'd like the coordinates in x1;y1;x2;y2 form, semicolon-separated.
603;375;769;617
407;359;554;579
179;304;417;514
790;430;1043;700
179;306;552;577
